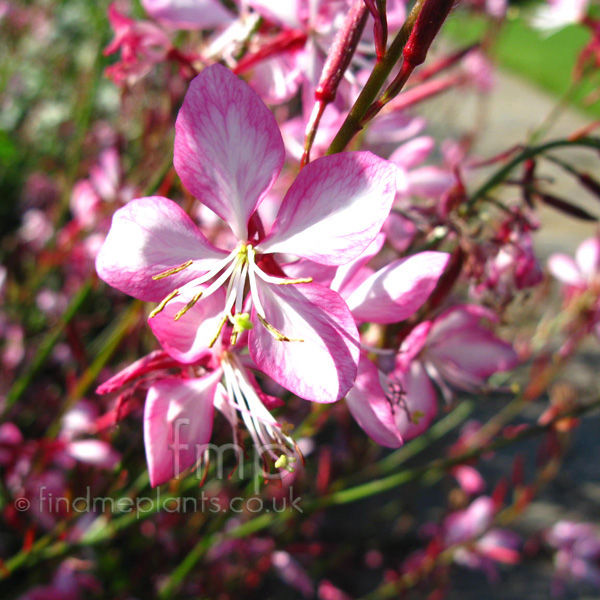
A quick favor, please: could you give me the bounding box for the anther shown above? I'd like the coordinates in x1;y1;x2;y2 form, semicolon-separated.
257;314;304;342
152;259;194;280
149;289;180;318
208;315;229;348
273;277;313;285
173;290;204;321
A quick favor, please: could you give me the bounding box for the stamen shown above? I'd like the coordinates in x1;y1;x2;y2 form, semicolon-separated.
152;260;194;280
253;270;313;285
149;289;180;318
173;290;203;321
257;314;304;342
208;315;229;348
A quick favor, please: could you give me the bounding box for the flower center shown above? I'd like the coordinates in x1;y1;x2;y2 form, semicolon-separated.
149;244;312;346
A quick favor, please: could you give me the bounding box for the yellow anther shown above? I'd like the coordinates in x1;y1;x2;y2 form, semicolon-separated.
257;314;304;342
149;289;180;318
152;259;194;280
173;290;204;321
208;315;229;348
274;277;313;285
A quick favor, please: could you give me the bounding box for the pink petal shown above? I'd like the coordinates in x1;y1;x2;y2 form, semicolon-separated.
365;111;426;145
393;360;438;441
148;287;226;363
345;252;450;323
96;350;179;395
142;0;235;29
66;440;121;469
144;372;221;487
382;211;417;253
249;281;360;402
453;465;486;495
259;152;397;265
346;356;403;448
174;64;285;240
389;136;435;169
331;232;386;297
247;0;303;29
575;237;600;281
96;196;226;302
548;253;583;286
444;496;495;545
247;52;303;105
406;166;455;198
430;332;518;388
398;321;432;362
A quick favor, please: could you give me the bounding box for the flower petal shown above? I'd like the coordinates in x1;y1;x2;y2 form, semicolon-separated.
144;372;221;487
96;350;180;395
259;152;397;265
249;281;360;402
96;196;226;302
247;0;303;29
345;252;450;323
393;360;438;441
148;287;227;363
142;0;235;29
174;64;285;240
346;356;403;448
66;440;121;469
548;253;583;287
575;237;600;282
429;331;518;388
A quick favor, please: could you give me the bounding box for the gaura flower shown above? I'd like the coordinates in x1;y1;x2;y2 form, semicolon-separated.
96;64;398;403
97;291;299;487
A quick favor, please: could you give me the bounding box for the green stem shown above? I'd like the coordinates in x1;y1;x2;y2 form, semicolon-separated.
3;279;93;415
467;137;600;207
326;0;426;154
4;399;599;583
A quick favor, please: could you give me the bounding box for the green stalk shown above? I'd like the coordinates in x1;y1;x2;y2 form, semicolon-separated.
4;279;93;415
326;0;427;154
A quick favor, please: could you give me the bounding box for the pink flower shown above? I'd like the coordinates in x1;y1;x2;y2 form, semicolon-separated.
104;3;172;85
98;298;298;487
329;241;450;446
399;305;519;401
97;64;397;403
548;236;600;293
546;520;600;592
443;496;521;581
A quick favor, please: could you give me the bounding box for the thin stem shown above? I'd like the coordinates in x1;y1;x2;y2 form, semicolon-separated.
326;0;427;154
467;137;600;208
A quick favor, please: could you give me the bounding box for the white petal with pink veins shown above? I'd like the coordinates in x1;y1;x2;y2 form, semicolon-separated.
259;152;397;265
345;252;449;323
144;372;221;487
174;64;285;240
148;288;227;363
95;196;227;302
249;281;359;403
